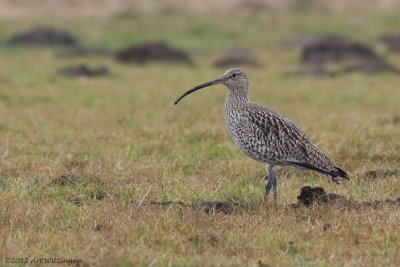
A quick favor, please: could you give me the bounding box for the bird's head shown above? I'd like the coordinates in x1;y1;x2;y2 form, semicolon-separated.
221;68;248;88
174;68;248;105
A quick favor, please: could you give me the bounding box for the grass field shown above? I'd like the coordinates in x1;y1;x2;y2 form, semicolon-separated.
1;12;400;266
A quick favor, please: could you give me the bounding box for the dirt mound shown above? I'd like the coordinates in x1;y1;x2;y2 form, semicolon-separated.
69;196;83;206
295;35;398;76
293;186;400;211
213;47;259;68
362;169;398;180
115;42;191;64
50;173;80;186
6;27;78;47
302;35;372;64
58;64;109;77
294;186;347;207
149;200;185;208
148;198;240;214
90;191;108;201
197;199;240;214
380;34;400;53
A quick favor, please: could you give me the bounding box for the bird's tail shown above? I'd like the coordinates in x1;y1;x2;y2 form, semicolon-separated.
289;162;349;181
329;166;349;180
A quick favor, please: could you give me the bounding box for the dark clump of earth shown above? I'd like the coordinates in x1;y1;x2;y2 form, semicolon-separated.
362;169;398;180
293;186;400;210
58;64;109;78
93;223;102;231
148;200;185;208
197;199;240;214
70;196;83;206
213;47;259;68
115;42;192;64
5;27;78;47
294;34;399;76
90;191;108;201
148;198;240;214
50;173;80;186
293;186;348;207
380;33;400;53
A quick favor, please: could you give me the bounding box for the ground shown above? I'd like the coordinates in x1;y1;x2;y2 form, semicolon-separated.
0;11;400;267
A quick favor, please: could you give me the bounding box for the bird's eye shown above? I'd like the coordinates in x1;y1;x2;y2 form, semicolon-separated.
232;73;237;78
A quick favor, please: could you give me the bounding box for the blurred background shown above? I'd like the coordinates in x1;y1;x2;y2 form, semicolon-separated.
2;0;400;76
1;0;400;17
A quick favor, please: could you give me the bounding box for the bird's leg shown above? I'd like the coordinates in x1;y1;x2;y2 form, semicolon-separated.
264;165;278;207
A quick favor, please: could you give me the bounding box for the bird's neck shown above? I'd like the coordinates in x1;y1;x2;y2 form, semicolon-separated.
225;85;250;109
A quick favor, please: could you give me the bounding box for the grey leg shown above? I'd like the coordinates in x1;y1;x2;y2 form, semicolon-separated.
264;164;278;207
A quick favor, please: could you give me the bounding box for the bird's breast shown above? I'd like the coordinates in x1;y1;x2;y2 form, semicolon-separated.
223;107;252;151
223;106;240;135
223;104;274;163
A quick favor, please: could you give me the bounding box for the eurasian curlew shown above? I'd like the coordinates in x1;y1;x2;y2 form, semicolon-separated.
174;68;349;206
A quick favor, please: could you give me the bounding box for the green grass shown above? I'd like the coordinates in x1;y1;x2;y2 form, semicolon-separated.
1;12;400;266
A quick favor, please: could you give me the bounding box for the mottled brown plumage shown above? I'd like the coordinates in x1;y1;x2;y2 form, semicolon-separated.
175;68;349;206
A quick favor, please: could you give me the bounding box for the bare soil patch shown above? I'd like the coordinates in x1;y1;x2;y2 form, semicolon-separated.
90;191;108;201
148;198;240;214
69;196;83;206
293;186;348;207
5;27;78;47
293;35;399;76
115;42;192;64
58;64;109;77
292;186;400;210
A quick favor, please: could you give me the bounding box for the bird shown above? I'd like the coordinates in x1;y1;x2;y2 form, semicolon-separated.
174;68;349;206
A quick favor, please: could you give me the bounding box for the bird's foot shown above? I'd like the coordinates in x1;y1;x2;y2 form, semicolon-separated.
263;193;278;208
331;176;341;185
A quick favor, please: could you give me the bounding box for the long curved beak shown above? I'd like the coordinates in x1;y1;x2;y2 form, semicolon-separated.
174;78;225;105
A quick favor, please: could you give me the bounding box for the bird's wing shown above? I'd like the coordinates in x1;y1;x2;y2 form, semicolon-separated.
242;103;347;178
